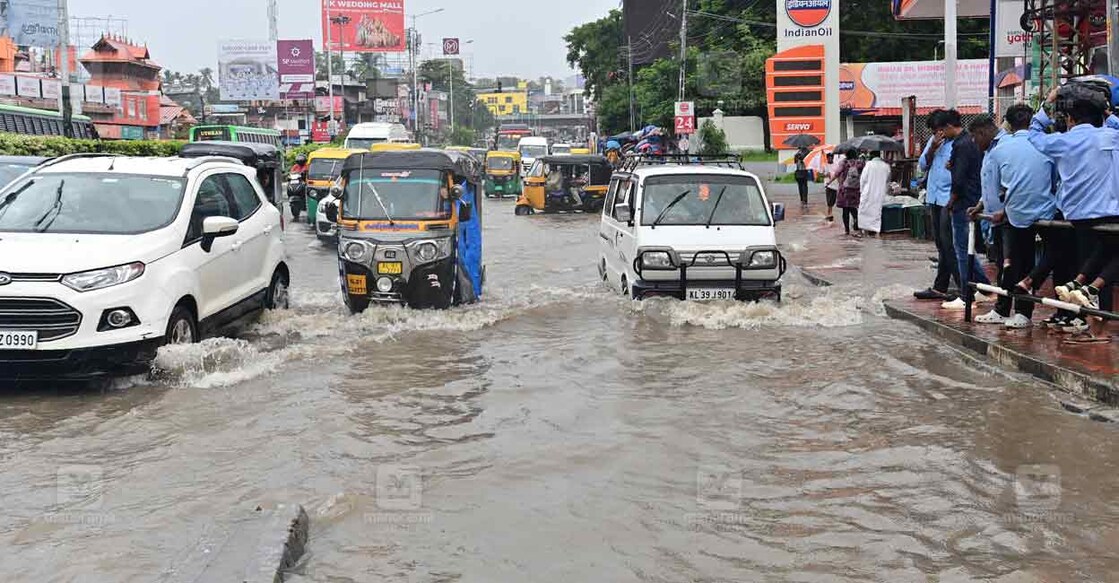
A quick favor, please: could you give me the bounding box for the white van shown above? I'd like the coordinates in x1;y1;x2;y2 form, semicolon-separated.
517;137;549;176
344;122;410;150
598;157;786;302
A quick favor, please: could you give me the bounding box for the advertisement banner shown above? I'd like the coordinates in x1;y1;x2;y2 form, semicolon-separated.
312;121;332;142
995;1;1033;57
277;39;316;99
16;76;40;98
0;75;15;96
839;60;988;110
321;0;406;53
315;95;343;112
7;0;62;48
218;39;280;101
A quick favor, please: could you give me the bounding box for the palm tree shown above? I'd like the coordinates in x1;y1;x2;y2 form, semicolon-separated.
199;67;215;91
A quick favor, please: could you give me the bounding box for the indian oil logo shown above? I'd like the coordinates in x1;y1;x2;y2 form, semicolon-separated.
785;0;831;28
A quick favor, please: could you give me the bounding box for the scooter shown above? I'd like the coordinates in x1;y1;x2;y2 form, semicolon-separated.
287;172;306;221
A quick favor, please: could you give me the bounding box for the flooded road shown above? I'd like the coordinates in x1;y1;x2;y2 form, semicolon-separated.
2;191;1118;582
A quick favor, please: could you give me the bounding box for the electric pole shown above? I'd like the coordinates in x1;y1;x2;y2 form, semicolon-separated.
678;0;687;102
58;0;73;138
627;37;635;132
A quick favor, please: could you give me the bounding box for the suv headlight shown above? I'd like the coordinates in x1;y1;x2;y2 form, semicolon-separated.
407;238;451;264
748;250;778;268
641;251;675;270
61;262;145;292
341;240;372;263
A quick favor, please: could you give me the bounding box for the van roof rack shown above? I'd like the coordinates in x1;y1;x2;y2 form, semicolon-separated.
618;153;744;173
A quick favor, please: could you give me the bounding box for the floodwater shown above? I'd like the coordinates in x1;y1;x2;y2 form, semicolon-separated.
1;193;1118;582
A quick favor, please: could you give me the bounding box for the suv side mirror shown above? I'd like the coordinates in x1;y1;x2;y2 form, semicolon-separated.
459;201;473;222
771;202;785;223
614;203;632;223
201;216;238;252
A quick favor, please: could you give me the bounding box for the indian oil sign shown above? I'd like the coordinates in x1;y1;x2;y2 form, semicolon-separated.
783;0;834;37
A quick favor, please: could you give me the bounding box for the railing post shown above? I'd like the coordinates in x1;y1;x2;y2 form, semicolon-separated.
965;220;976;323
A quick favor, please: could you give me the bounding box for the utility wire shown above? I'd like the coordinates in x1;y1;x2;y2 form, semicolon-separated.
686;9;988;38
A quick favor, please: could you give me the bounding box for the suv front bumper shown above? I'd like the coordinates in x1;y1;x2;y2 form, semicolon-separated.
0;338;163;380
632;247;787;301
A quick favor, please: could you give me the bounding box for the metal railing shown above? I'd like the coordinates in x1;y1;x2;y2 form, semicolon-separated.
963;216;1119;324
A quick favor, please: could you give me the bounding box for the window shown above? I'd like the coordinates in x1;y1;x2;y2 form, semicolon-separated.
127;99;135;118
512;105;520;114
488;97;497;104
505;96;513;104
186;175;236;242
603;178;620;216
223;174;262;220
611;180;634;221
498;105;506;113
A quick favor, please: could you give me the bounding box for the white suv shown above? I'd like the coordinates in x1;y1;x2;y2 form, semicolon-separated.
0;153;290;379
598;156;785;301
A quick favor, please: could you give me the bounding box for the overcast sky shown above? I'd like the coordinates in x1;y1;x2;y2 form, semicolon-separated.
68;0;620;79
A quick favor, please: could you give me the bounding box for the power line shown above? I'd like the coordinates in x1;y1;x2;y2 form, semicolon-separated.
685;9;988;38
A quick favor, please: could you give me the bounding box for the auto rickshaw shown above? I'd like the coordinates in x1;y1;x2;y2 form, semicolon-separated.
305;147;365;225
331;149;484;312
371;143;422;152
514;154;613;215
180;141;283;206
484;151;522;198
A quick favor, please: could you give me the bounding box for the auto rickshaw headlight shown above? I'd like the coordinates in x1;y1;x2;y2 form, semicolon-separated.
376;277;394;293
342;240;371;263
417;241;439;262
408;237;450;264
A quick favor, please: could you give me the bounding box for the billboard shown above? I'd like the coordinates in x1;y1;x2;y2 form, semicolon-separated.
218;39;280;101
7;0;62;48
839;60;988;110
277;39;316;99
321;0;406;53
0;75;15;96
775;0;839;147
16;76;40;98
995;1;1033;57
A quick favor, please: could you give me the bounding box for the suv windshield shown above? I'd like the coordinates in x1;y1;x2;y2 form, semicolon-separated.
519;145;548;158
640;174;770;227
308;158;346;181
487;157;514;171
0;173;185;234
342;169;451;221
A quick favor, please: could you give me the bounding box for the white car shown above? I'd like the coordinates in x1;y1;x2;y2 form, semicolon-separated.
315;193;338;243
598;158;785;302
0;153;290;379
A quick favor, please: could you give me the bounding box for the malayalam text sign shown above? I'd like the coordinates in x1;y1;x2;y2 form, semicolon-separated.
322;0;406;53
8;0;62;48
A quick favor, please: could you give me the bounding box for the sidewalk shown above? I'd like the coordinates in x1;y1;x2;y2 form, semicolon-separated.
770;181;1119;408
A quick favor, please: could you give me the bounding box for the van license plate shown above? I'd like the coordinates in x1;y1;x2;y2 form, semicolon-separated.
377;262;403;275
346;274;367;295
0;331;37;350
687;288;735;301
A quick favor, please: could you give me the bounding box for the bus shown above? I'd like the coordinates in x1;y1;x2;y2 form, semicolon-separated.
0;103;98;139
189;125;282;147
495;123;533;151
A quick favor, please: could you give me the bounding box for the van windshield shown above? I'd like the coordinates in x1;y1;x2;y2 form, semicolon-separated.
308;158;346;181
640;175;770;227
346;138;387;150
342;169;451;221
519;145;548;158
0;173;185;234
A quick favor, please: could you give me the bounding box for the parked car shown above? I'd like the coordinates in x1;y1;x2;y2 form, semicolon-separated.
598;155;786;302
0;153;290;379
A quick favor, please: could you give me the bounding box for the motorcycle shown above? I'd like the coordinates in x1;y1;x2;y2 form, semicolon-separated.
287;172;306;221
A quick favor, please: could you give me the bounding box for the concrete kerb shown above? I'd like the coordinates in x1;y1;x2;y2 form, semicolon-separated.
191;503;310;583
883;301;1119;414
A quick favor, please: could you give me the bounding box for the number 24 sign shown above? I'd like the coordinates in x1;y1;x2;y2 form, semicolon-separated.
674;101;695;134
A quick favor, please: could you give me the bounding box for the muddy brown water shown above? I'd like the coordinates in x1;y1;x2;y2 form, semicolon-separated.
1;193;1117;582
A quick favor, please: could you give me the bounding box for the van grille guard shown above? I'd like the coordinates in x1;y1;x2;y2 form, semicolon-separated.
632;247;787;301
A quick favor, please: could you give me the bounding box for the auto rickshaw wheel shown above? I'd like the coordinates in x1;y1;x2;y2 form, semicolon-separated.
514;205;532;216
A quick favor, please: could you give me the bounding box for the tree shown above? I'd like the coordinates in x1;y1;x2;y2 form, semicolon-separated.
418;59;494;134
198;67;215;91
698;120;728;155
565;9;623;103
315;51;346;81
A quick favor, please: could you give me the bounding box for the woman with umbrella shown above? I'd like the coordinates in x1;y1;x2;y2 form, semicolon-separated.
836;147;864;236
784;134;820;211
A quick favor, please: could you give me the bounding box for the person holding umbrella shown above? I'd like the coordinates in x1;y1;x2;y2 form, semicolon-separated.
784;134;820;212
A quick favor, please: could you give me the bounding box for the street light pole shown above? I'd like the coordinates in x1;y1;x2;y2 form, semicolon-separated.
409;8;445;143
326;1;336;136
58;0;73;138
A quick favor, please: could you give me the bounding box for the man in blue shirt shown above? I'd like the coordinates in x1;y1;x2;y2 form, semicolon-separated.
973;104;1059;328
966;115;1009;320
913;110;961;302
942;109;992;307
1028;84;1119;343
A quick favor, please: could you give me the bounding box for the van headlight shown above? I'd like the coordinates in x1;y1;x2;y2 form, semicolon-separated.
748;250;778;269
641;251;675;270
62;262;145;292
341;240;371;263
407;238;451;264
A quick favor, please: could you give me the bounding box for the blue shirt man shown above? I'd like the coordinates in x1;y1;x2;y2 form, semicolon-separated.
979;128;1009;213
918;135;953;206
1028;109;1119;220
984;131;1057;228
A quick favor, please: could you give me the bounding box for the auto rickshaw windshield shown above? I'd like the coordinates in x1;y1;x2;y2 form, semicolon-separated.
487;157;514;171
342;169;452;221
308;158;346;181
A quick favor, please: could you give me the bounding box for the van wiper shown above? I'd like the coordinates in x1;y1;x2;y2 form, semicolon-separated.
704;186;728;229
34;180;65;232
652;190;690;228
364;182;394;225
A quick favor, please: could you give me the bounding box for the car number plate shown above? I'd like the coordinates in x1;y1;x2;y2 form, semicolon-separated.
686;288;735;301
0;330;37;350
346;274;367;295
377;262;403;275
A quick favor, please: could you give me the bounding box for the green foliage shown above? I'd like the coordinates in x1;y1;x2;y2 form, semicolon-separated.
283;143;332;168
0;133;185;157
698;120;728;156
564;9;623;103
739;150;777;162
418;60;496;134
449;125;477;147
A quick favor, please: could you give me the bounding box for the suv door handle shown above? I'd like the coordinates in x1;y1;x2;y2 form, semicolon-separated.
263;226;274;235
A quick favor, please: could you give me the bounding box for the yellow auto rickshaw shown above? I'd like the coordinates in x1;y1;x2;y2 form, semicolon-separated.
305;147;366;224
371;142;422;152
570;148;591;155
484;151;522;198
514;154;614;215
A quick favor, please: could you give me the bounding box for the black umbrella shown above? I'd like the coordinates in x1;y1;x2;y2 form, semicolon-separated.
782;133;820;149
840;134;903;153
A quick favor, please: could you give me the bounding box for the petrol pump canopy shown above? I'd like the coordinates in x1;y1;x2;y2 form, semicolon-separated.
343;149;481;184
891;0;990;19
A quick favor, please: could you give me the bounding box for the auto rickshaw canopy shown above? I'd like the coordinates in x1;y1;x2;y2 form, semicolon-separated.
343;148;481;185
537;154;613;184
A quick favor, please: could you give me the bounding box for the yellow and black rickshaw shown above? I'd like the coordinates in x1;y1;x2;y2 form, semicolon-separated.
514;154;613;215
484;150;522;198
331;149;485;312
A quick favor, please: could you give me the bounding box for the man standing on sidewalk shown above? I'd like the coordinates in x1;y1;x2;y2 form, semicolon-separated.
943;109;992;308
972;104;1057;328
914;110;961;303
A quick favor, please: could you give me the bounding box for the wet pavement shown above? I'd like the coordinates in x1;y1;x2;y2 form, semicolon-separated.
1;177;1119;582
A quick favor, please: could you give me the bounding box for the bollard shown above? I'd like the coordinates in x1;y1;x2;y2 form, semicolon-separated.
965;221;976;323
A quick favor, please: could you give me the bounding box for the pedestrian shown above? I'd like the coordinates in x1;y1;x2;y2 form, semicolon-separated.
913;110;962;303
971;104;1058;329
941;109;993;309
966;114;1014;322
793;146;810;211
823;150;844;223
836;148;863;236
857;150;890;236
1028;84;1119;344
